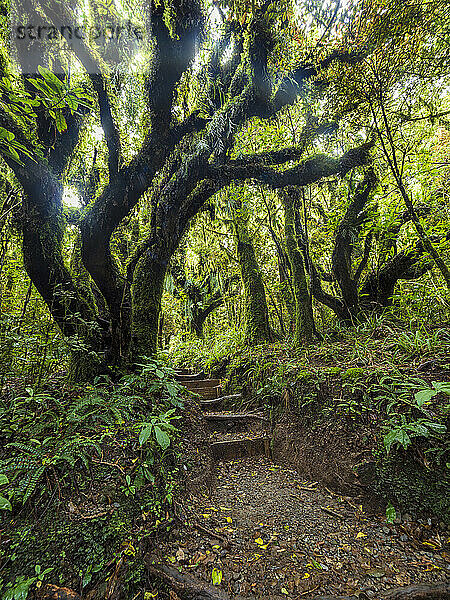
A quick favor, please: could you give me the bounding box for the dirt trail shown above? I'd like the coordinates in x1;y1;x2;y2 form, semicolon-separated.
148;371;450;600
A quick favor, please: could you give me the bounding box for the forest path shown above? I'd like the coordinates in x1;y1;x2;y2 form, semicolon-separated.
147;371;450;600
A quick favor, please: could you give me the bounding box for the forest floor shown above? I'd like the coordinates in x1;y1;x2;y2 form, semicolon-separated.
150;456;449;599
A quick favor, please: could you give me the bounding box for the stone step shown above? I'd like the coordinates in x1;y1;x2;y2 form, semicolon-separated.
187;386;222;400
204;412;269;425
173;368;192;375
199;394;242;410
178;379;221;389
174;372;206;381
210;436;271;461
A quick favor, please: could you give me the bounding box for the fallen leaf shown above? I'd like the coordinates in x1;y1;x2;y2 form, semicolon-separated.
212;568;223;586
366;568;386;578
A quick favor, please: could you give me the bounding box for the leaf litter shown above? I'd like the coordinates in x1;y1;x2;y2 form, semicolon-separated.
152;457;449;599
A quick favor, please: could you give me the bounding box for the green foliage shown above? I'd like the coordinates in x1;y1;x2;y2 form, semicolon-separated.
0;360;184;510
0;127;34;165
168;327;244;373
385;502;396;524
383;415;447;454
0;358;186;596
1;565;54;600
138;408;180;450
371;374;449;465
414;381;450;406
123;357;184;406
0;473;11;511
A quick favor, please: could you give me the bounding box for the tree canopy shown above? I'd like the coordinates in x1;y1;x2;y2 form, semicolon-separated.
0;0;448;377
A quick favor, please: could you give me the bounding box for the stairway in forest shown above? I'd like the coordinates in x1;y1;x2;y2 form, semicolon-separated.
174;368;271;461
154;369;450;600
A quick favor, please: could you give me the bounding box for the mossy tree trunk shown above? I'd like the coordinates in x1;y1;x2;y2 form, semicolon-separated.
331;168;376;319
19;169;109;380
233;203;272;345
0;0;377;380
281;188;315;344
131;248;168;360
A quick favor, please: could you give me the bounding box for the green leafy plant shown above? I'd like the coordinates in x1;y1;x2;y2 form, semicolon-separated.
1;565;53;600
386;502;396;523
123;358;184;407
0;473;12;511
414;381;450;407
383;415;447;454
139;408;180;451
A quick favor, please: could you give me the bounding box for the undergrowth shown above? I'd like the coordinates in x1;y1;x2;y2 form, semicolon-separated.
168;316;450;524
0;359;186;599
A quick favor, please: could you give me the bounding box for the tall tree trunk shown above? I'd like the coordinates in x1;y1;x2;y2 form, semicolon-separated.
131;248;168;360
20;180;107;381
370;99;450;291
281;189;315;344
233;208;271;345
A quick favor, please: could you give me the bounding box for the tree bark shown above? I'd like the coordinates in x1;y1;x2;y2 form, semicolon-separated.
131;247;168;360
331;168;376;316
146;561;241;600
282;188;315;344
361;243;432;307
233;206;272;345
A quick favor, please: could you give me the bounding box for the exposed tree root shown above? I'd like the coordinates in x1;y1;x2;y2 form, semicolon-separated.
36;585;81;600
145;561;240;600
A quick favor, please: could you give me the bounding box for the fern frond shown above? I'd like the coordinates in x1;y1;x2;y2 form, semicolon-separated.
23;465;46;503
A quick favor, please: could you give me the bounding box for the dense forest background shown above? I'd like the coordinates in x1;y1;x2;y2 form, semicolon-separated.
0;0;449;598
0;0;449;379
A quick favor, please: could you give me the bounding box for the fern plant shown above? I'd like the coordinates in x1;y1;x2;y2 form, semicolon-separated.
0;358;185;509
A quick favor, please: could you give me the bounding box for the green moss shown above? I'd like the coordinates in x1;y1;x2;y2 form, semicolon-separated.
341;367;364;380
234;207;271;345
296;369;314;381
370;453;450;526
282;194;315;344
323;367;342;375
131;254;166;359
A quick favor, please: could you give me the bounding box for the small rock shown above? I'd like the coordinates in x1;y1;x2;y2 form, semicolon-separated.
175;548;186;562
402;514;412;522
